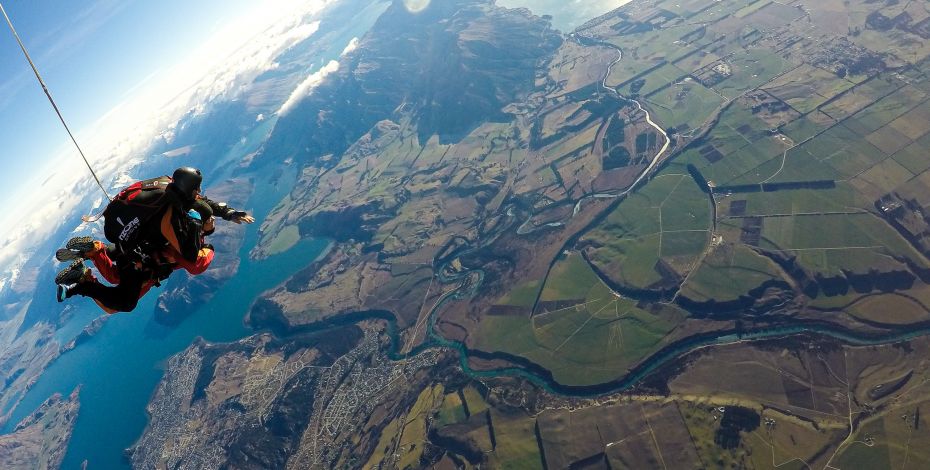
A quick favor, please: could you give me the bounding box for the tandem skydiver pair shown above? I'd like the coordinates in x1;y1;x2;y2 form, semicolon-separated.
54;167;255;313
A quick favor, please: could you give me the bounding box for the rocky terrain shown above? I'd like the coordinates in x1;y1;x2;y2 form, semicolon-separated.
247;0;652;336
0;303;63;428
0;387;79;470
59;315;109;354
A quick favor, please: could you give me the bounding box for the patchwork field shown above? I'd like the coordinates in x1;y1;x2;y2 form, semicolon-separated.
679;243;784;303
114;0;930;468
401;337;930;469
466;0;930;465
530;0;930;321
475;254;687;385
582;173;710;292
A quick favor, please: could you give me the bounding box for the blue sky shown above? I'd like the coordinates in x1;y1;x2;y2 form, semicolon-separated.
0;0;259;202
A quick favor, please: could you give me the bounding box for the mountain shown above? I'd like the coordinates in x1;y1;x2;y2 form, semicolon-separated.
0;387;79;470
261;0;561;167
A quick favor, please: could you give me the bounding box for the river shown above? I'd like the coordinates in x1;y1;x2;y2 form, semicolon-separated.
407;265;930;396
258;269;930;399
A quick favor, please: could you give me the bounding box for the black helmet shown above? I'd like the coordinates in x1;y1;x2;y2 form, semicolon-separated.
170;167;202;200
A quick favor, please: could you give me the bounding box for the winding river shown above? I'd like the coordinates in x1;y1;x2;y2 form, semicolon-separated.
281;272;930;398
570;37;672;218
275;255;930;398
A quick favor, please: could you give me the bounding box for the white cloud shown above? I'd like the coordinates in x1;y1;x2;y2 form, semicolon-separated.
277;59;340;116
0;0;336;294
73;17;325;172
342;37;360;55
277;37;360;116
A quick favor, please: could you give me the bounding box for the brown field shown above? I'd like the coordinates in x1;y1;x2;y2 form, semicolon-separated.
669;342;849;419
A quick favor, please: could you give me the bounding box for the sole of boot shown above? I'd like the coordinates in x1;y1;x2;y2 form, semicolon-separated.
55;260;87;285
55;248;82;262
56;236;95;262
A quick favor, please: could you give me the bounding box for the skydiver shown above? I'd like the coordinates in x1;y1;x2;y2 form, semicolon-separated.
53;167;254;313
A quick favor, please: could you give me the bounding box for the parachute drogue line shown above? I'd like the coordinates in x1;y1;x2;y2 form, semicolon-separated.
0;2;113;201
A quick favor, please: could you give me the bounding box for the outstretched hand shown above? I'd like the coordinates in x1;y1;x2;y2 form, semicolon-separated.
232;213;255;224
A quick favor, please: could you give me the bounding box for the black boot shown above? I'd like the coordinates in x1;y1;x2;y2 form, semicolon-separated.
55;236;96;262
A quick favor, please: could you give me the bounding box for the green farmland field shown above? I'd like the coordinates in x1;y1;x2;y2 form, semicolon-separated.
584;173;709;289
475;254;686;385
